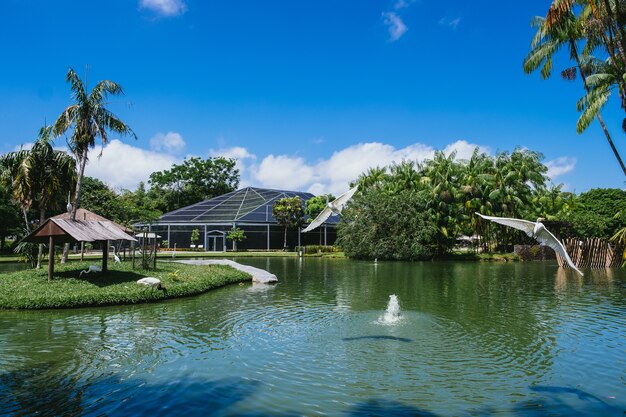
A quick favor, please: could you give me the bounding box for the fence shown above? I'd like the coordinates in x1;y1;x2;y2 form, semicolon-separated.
555;238;624;269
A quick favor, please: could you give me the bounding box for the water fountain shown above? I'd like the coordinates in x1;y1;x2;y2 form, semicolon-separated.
380;294;401;324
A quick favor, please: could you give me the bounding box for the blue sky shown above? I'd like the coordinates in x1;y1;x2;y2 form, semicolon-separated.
0;0;624;194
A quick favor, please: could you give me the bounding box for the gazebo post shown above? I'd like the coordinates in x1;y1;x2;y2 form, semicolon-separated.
102;240;108;273
48;236;54;282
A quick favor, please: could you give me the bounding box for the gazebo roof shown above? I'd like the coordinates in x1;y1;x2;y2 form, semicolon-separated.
52;208;132;233
23;218;137;244
155;186;339;225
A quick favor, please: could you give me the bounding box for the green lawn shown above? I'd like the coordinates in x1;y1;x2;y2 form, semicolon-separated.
0;261;250;310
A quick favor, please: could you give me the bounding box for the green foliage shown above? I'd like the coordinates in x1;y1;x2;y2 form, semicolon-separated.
0;262;249;310
0;126;76;230
305;194;333;220
148;157;239;212
53;68;136;223
337;188;437;260
190;228;200;245
0;184;22;250
226;227;246;243
272;196;305;248
338;146;557;257
14;239;41;267
565;188;626;239
304;245;337;254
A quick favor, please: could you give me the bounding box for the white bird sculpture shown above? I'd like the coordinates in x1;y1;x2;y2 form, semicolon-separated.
79;265;102;277
476;213;583;276
137;277;168;295
303;186;359;233
110;245;121;264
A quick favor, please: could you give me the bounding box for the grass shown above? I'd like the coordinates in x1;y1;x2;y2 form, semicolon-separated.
438;251;520;262
0;261;250;310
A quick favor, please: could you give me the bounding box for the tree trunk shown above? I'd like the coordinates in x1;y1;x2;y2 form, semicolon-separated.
36;207;45;269
283;227;288;250
22;208;30;232
61;147;88;263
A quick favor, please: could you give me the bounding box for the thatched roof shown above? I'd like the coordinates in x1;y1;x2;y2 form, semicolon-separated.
23;218;137;244
52;208;132;233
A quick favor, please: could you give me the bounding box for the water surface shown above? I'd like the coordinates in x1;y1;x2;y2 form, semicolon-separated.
0;259;624;416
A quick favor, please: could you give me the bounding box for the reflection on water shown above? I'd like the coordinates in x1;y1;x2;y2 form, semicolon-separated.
0;259;624;416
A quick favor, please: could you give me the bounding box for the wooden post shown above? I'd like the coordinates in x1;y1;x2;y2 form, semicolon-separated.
80;241;84;261
102;240;108;273
153;235;157;270
131;239;135;269
48;236;54;282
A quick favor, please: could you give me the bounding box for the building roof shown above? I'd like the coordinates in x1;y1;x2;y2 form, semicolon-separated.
52;208;133;233
155;186;339;225
23;218;137;244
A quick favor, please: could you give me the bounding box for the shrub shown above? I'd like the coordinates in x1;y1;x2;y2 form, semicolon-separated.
337;188;437;260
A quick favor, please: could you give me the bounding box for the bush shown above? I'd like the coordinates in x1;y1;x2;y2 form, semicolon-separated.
336;188;437;260
304;245;337;254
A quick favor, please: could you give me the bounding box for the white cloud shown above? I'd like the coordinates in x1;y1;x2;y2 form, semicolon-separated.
444;140;491;160
439;17;462;29
546;157;576;179
394;0;415;10
382;12;407;41
149;131;186;153
85;140;179;190
237;140;488;196
250;155;316;191
139;0;187;16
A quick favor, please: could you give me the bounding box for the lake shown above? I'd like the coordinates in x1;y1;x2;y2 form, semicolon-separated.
0;258;624;416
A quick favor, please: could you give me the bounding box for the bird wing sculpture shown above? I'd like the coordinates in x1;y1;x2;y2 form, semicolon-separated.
302;186;358;233
476;213;583;276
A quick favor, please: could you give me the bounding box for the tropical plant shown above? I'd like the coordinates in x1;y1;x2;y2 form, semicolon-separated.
0;126;76;267
226;227;246;251
53;67;136;262
525;1;626;175
53;67;136;215
190;229;200;248
272;196;305;249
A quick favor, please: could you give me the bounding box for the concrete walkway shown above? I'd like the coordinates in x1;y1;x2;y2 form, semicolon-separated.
174;259;278;283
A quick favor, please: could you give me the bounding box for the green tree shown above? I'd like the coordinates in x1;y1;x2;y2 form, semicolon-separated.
272;196;305;249
0;184;22;251
148;157;239;212
226;227;246;251
337;187;437;260
79;177;119;220
305;194;334;244
565;188;626;238
190;228;200;248
0;127;76;267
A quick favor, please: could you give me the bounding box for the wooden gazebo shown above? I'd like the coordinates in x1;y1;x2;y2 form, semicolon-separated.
22;218;137;281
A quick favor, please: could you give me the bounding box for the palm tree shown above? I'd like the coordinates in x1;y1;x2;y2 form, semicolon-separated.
0;126;76;267
53;67;136;262
53;67;136;220
524;6;626;176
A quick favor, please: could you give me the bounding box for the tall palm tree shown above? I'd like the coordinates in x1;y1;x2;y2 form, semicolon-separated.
53;67;136;262
524;6;626;176
53;67;136;220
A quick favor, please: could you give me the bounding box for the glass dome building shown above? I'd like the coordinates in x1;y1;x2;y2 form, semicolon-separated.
139;187;338;251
